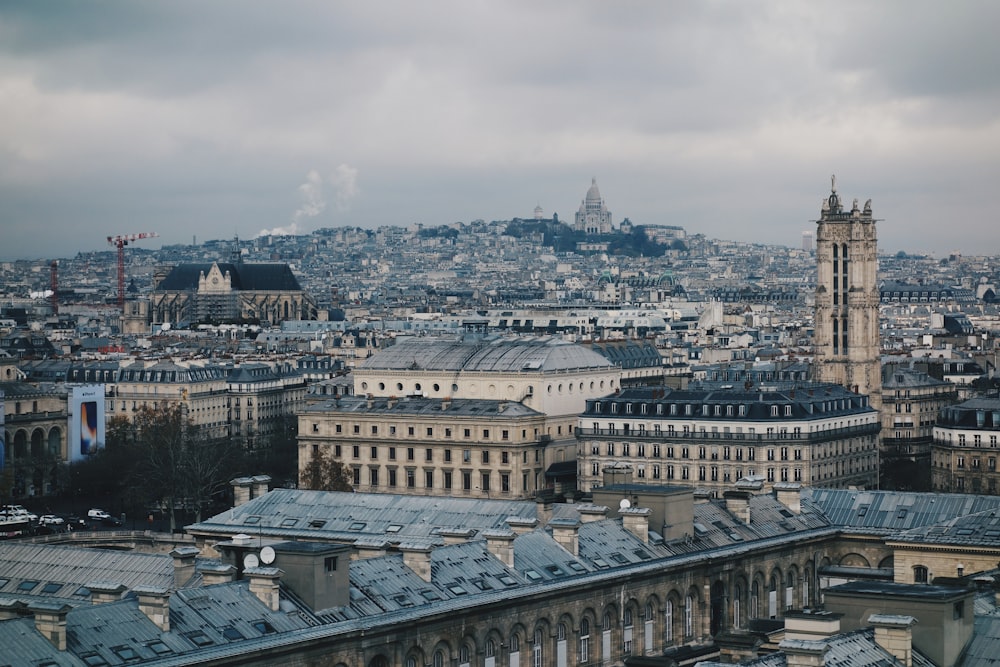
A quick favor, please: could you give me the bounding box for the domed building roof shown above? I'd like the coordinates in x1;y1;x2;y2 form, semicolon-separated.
359;336;613;373
585;178;602;204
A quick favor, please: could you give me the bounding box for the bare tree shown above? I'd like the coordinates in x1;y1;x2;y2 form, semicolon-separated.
302;447;353;492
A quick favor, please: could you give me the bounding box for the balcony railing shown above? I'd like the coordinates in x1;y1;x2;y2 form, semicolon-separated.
575;422;880;444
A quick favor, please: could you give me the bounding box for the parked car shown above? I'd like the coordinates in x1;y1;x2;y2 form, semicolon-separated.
38;515;65;526
1;504;38;522
87;509;122;527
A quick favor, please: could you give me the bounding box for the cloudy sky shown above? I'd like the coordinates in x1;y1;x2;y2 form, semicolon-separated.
2;1;999;260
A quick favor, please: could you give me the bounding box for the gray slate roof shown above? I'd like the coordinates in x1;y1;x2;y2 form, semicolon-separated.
804;488;1000;534
155;263;303;292
0;543;174;607
187;489;541;546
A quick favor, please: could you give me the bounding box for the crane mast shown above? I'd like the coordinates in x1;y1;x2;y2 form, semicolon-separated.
107;232;159;310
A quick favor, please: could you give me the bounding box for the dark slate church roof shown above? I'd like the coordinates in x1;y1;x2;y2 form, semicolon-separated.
155;263;303;292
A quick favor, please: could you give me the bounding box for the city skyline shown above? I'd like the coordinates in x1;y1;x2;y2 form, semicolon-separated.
2;1;999;260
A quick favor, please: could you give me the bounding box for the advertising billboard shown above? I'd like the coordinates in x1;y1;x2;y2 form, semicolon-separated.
68;385;105;462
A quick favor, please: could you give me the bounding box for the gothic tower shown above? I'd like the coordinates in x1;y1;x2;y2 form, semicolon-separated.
813;176;882;410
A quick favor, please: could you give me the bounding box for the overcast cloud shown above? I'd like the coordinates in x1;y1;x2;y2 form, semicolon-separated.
1;1;999;259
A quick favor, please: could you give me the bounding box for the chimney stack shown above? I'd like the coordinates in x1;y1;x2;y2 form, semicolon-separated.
550;518;580;556
869;614;917;667
30;602;71;651
483;528;516;567
0;599;26;621
724;490;752;525
230;476;253;507
399;543;433;582
246;567;283;612
87;581;127;605
171;546;200;588
505;516;539;535
774;482;802;514
578;504;609;523
199;563;237;586
621;507;651;544
779;639;828;667
439;528;476;545
134;586;171;632
250;475;271;500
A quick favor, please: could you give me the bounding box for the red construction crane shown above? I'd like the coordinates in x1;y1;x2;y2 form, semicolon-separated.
107;232;159;310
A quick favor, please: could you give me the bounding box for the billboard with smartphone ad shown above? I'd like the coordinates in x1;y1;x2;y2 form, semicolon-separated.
68;385;105;462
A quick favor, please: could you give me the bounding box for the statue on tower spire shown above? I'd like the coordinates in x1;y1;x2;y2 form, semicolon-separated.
831;174;837;193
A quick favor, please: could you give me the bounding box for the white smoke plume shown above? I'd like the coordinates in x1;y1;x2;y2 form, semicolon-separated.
257;166;359;237
330;163;360;210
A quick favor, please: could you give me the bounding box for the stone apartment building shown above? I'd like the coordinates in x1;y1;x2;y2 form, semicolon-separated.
932;397;1000;494
298;395;549;499
576;383;880;496
879;364;958;490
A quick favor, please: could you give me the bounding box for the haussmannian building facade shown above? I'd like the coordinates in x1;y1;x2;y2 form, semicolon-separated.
931;397;1000;494
298;396;550;499
879;364;958;490
576;384;881;496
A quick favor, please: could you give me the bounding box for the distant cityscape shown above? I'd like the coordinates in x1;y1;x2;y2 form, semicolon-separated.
1;179;999;666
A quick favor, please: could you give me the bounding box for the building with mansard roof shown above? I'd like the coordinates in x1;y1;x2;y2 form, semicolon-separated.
932;397;1000;494
576;383;880;496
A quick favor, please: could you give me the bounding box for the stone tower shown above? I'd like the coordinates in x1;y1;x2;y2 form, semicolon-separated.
813;176;882;410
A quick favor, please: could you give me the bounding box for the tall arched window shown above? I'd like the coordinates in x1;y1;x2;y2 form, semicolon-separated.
786;571;796;610
733;585;742;629
433;651;444;667
768;575;778;618
533;630;543;667
750;581;759;619
665;600;674;644
623;608;634;655
556;624;567;667
406;658;416;667
684;595;694;637
602;612;613;661
486;640;497;667
644;603;655;654
510;635;521;667
459;645;470;667
579;619;590;664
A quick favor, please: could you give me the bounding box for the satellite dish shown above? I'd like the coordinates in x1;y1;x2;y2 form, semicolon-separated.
619;499;631;510
260;546;276;564
243;553;260;569
161;322;171;332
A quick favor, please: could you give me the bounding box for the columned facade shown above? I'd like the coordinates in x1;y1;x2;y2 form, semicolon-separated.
813;177;882;411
